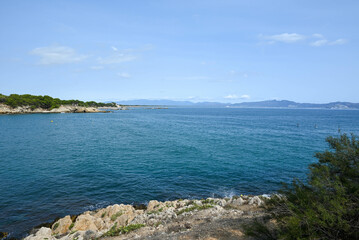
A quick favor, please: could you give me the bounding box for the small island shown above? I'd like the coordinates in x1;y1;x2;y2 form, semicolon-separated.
0;94;126;114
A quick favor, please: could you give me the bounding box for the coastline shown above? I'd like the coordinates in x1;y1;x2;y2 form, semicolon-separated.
21;195;270;240
0;104;128;115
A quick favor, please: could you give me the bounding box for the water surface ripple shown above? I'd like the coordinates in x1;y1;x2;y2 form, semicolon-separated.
1;108;359;237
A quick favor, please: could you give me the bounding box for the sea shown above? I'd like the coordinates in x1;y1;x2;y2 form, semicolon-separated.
1;107;359;238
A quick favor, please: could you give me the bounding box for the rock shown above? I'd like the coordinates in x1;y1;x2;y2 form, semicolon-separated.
231;197;245;206
52;215;72;235
216;199;227;207
83;230;96;240
24;227;55;240
147;200;160;212
249;196;263;206
115;211;136;226
72;214;101;231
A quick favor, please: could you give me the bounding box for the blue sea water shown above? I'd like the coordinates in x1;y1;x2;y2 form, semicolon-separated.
1;108;359;238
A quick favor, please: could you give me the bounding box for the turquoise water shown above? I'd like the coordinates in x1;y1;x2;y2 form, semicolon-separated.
1;108;359;238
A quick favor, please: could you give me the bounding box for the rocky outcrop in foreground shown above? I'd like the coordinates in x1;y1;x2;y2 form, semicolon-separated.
0;104;119;114
25;195;271;240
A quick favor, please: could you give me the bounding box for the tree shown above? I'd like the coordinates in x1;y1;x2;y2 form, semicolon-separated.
245;134;359;239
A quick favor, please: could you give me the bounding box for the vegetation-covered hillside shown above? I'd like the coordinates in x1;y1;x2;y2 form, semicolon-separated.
0;94;117;110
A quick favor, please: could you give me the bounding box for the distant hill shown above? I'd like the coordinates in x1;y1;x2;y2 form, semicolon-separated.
232;100;359;109
116;99;359;109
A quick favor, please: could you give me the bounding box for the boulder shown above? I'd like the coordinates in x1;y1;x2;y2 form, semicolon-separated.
231;197;245;206
248;196;263;206
147;200;160;212
52;215;72;235
72;214;101;231
24;227;55;240
115;211;136;226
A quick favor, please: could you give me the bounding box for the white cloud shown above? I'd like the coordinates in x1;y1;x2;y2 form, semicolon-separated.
224;94;239;99
224;94;250;100
111;46;118;51
263;33;306;43
98;53;136;64
329;38;347;45
261;33;347;47
310;36;347;47
310;39;328;47
117;72;131;78
30;46;87;65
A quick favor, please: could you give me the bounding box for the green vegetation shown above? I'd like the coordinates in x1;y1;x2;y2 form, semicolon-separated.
69;222;74;230
52;222;59;230
103;223;145;236
147;207;164;215
0;93;117;110
101;212;106;218
201;199;215;204
244;134;359;239
111;211;123;221
176;203;213;215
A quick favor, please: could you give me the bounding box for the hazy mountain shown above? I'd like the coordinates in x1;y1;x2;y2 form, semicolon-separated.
116;99;359;109
232;100;359;109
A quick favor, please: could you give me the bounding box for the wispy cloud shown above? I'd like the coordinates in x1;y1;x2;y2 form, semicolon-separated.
260;33;347;47
261;33;306;43
30;46;87;65
98;45;153;65
310;39;328;47
117;72;131;78
224;94;239;99
224;94;250;100
310;34;347;47
98;53;136;64
329;38;347;45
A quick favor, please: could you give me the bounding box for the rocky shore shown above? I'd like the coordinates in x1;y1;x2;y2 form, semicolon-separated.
24;195;271;240
0;104;128;114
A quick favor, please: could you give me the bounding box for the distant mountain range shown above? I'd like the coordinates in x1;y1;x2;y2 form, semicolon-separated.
116;99;359;109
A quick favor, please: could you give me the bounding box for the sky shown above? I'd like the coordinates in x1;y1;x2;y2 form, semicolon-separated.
0;0;358;103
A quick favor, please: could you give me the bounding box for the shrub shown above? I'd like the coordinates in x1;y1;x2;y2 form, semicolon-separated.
245;134;359;239
104;223;145;236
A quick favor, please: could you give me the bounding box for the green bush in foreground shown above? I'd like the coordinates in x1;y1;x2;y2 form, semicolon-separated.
245;134;359;239
104;223;145;236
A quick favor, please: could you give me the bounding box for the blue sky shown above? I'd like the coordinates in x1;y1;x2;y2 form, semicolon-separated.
0;0;358;103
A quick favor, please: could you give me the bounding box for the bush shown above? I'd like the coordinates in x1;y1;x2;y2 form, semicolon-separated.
245;134;359;239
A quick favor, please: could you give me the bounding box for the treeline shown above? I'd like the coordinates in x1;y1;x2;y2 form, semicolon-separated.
0;94;117;110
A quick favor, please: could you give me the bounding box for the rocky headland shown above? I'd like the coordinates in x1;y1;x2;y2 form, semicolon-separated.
24;195;272;240
0;104;128;114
